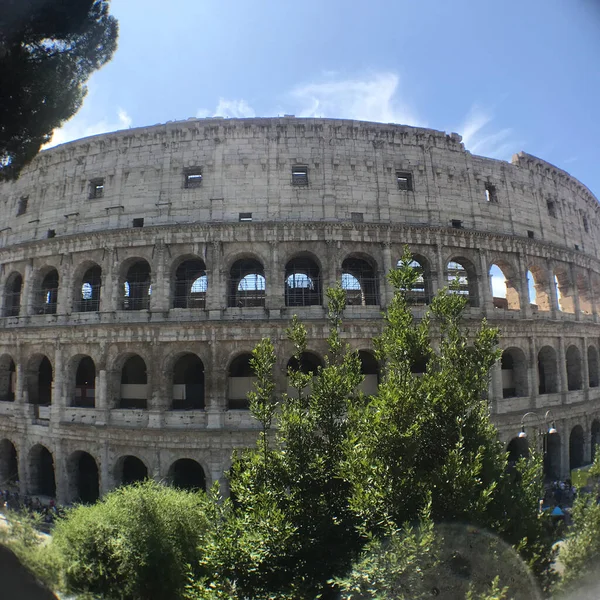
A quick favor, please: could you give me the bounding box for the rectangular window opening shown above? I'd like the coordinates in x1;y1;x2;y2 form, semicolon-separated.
184;168;203;188
89;178;104;199
351;212;364;223
583;215;590;233
547;200;557;218
575;244;580;251
451;219;463;229
485;182;498;203
291;166;308;186
132;218;144;228
396;171;413;191
527;230;535;239
17;196;28;216
239;212;252;222
47;229;56;239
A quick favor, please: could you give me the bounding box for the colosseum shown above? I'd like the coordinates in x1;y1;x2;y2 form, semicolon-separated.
0;116;597;504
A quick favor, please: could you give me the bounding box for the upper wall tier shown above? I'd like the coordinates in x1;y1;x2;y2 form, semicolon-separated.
0;117;598;257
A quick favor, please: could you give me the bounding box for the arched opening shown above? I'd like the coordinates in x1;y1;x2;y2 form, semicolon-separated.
0;355;16;402
227;353;255;410
566;345;582;391
34;269;59;314
68;451;99;504
588;346;599;388
28;444;55;497
76;265;102;312
554;269;575;314
228;258;266;308
285;256;322;307
27;355;53;405
506;437;529;465
122;260;151;310
73;356;96;408
287;352;323;397
545;432;561;480
527;266;550;312
569;425;585;470
115;455;148;486
119;355;148;409
591;420;600;462
167;458;206;492
447;259;478;307
403;256;432;305
501;348;528;398
537;346;558;395
173;259;207;309
0;439;18;486
489;263;520;310
172;354;205;410
358;350;379;395
341;257;379;306
4;272;22;317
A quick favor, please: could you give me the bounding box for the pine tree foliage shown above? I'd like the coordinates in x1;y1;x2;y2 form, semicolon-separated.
0;0;118;180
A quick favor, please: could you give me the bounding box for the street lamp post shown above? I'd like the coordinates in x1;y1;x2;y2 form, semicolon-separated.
518;410;558;478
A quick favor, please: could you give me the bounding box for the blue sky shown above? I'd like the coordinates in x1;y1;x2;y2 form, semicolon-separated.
48;0;600;199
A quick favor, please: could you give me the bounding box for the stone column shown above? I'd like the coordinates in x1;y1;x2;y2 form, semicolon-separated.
478;249;492;316
569;263;581;321
435;240;446;292
266;240;284;311
547;260;559;320
20;262;33;317
51;345;65;423
100;439;112;495
57;255;73;316
582;337;590;395
558;337;568;396
18;441;28;496
560;423;570;479
95;369;108;424
54;443;68;504
381;242;393;308
489;360;502;414
151;240;169;312
101;248;115;312
528;337;538;402
583;421;592;465
206;242;223;313
517;252;531;318
324;240;339;306
588;268;598;323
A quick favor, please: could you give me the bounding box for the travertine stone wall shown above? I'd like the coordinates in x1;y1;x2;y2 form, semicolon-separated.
0;117;597;504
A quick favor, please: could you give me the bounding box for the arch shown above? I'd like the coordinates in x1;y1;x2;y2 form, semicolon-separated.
0;354;16;402
173;258;207;309
122;259;151;310
27;355;53;405
358;350;379;395
537;346;558;395
527;266;550;311
0;439;18;486
287;351;324;374
446;258;478;307
545;432;561;480
489;262;520;310
75;264;102;312
228;353;255;409
285;256;322;307
167;458;206;492
28;444;55;497
554;268;575;313
569;425;585;470
228;258;265;308
403;255;432;305
67;451;99;504
73;356;96;408
591;420;600;462
4;271;22;317
119;355;148;409
341;256;379;306
115;455;148;486
566;345;582;391
588;346;599;388
506;437;529;464
501;348;528;398
34;268;59;314
172;353;205;410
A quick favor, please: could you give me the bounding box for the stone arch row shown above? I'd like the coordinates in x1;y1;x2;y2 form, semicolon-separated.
506;418;600;480
500;343;600;399
6;246;596;316
0;349;380;409
0;438;208;504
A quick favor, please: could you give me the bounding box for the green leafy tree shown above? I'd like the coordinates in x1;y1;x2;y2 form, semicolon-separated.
0;0;118;180
49;480;212;600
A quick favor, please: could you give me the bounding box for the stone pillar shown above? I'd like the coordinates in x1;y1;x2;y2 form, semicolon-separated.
558;337;568;396
96;369;108;414
435;240;446;292
582;337;590;393
151;240;169;312
489;360;502;414
100;439;112;495
54;444;68;504
517;252;531;319
18;442;28;496
528;337;538;401
101;248;115;312
570;263;581;321
547;260;559;320
15;362;26;407
266;240;284;310
584;421;592;465
324;240;339;306
381;242;393;308
206;242;223;312
51;345;64;423
560;423;570;479
21;262;33;317
57;255;73;316
478;249;492;316
588;268;598;323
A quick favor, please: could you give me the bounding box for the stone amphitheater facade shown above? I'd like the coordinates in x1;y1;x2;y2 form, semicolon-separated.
0;116;598;504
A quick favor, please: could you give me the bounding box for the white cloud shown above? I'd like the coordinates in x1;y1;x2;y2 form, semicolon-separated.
459;105;516;160
45;107;132;148
289;72;424;126
196;98;255;119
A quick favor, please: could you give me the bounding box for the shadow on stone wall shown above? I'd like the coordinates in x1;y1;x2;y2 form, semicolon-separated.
0;544;57;600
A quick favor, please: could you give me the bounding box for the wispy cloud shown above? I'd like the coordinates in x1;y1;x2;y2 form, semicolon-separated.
196;98;255;119
459;105;517;159
289;72;425;126
45;107;132;148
